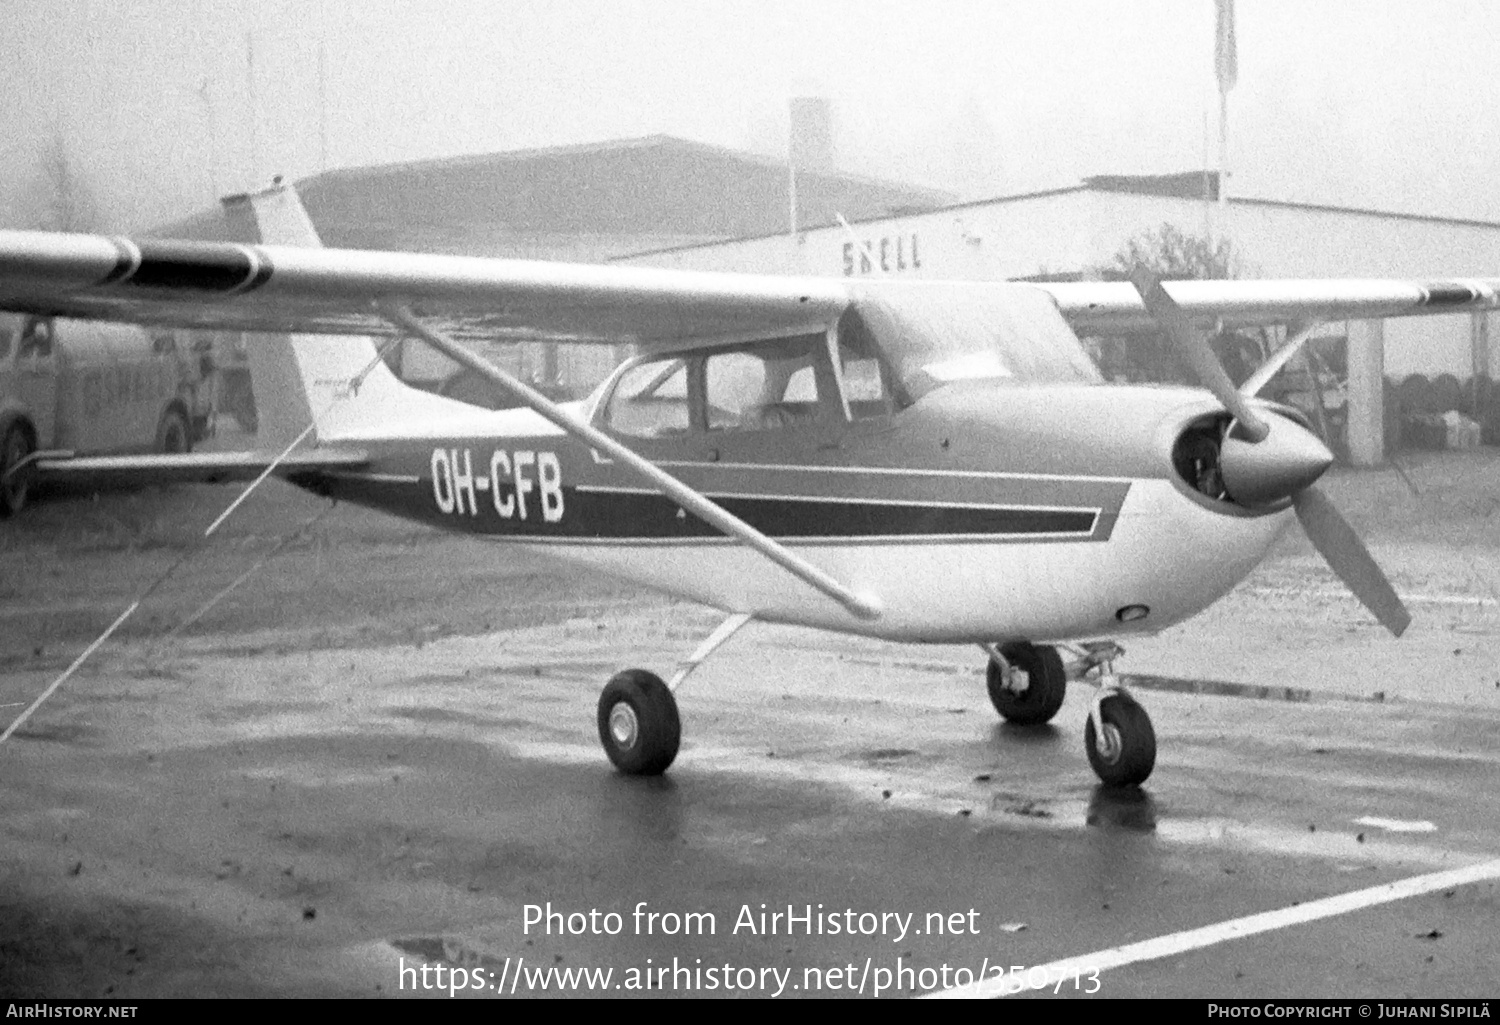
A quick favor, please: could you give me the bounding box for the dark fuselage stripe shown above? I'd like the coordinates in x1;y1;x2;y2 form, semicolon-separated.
291;471;1110;542
576;484;1089;514
570;491;1098;538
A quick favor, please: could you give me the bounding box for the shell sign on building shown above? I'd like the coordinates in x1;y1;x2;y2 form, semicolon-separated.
842;233;922;276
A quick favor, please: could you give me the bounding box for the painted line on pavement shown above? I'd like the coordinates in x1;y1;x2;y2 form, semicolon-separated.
926;857;1500;999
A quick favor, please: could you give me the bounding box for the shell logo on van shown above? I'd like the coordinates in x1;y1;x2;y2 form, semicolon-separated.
80;365;171;419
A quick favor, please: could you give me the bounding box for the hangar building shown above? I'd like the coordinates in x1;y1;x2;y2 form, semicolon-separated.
158;139;1498;462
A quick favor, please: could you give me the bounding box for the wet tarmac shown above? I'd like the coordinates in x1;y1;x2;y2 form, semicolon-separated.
2;604;1498;999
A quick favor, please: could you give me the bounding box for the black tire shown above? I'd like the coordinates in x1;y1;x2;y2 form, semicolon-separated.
0;421;35;518
597;669;680;775
986;642;1067;725
1084;693;1156;787
156;408;191;454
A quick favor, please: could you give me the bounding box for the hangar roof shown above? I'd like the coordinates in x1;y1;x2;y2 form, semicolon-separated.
153;134;952;260
1083;171;1219;200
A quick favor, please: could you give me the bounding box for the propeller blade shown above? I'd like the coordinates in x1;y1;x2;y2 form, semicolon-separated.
1293;485;1411;636
1129;269;1271;442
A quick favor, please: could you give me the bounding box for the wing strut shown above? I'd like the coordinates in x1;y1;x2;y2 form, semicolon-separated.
380;303;883;622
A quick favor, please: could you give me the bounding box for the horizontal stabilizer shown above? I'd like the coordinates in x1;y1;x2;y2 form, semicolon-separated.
33;449;369;489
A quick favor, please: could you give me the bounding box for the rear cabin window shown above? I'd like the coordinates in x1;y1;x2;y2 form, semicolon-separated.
605;358;690;438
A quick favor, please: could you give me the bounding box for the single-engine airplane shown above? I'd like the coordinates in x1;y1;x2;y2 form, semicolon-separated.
0;183;1484;787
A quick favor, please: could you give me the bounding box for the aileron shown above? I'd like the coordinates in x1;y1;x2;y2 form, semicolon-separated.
1039;277;1500;333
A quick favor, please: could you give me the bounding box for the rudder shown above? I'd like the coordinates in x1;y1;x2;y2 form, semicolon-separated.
222;182;467;444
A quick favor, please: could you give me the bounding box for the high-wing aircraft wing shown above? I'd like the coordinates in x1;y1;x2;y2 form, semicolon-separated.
5;229;1500;345
0;230;850;346
1040;278;1500;333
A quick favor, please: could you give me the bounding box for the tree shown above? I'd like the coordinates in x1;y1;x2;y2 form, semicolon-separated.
1090;224;1257;383
1101;222;1241;281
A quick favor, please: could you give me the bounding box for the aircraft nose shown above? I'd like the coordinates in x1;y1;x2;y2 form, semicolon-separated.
1218;414;1334;507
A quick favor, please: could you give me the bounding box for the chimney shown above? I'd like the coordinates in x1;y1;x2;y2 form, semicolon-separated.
789;96;834;172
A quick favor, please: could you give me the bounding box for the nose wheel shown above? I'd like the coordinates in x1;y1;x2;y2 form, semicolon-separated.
1084;691;1156;787
1066;642;1155;786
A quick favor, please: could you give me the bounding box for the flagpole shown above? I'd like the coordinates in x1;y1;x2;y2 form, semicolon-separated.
787;100;801;271
1218;84;1229;219
788;154;798;241
1203;106;1214;247
1214;0;1237;250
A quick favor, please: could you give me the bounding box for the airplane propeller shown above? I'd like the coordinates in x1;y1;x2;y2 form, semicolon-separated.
1130;270;1411;637
1131;271;1272;443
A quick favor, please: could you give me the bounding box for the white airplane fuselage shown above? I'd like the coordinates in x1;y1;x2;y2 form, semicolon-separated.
288;375;1297;646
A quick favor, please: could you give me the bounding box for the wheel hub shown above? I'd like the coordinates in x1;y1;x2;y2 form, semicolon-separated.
1094;723;1122;764
608;702;639;749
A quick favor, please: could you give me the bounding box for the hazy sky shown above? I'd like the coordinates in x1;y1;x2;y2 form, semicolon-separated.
3;0;1498;232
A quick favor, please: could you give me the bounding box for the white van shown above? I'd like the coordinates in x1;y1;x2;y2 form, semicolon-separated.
0;314;203;515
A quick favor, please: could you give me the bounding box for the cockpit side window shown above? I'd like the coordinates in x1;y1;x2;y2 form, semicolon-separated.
705;334;825;432
604;357;691;438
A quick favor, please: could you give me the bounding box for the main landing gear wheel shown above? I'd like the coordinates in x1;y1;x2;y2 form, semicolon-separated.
597;669;680;776
986;642;1067;726
1085;692;1156;787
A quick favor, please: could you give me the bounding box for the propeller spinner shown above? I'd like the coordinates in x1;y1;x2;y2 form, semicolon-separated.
1130;270;1411;637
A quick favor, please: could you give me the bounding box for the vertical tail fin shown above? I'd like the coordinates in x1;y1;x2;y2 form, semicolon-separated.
222;182;472;445
224;178;325;248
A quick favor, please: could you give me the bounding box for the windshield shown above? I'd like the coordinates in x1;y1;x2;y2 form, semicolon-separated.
840;283;1101;406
